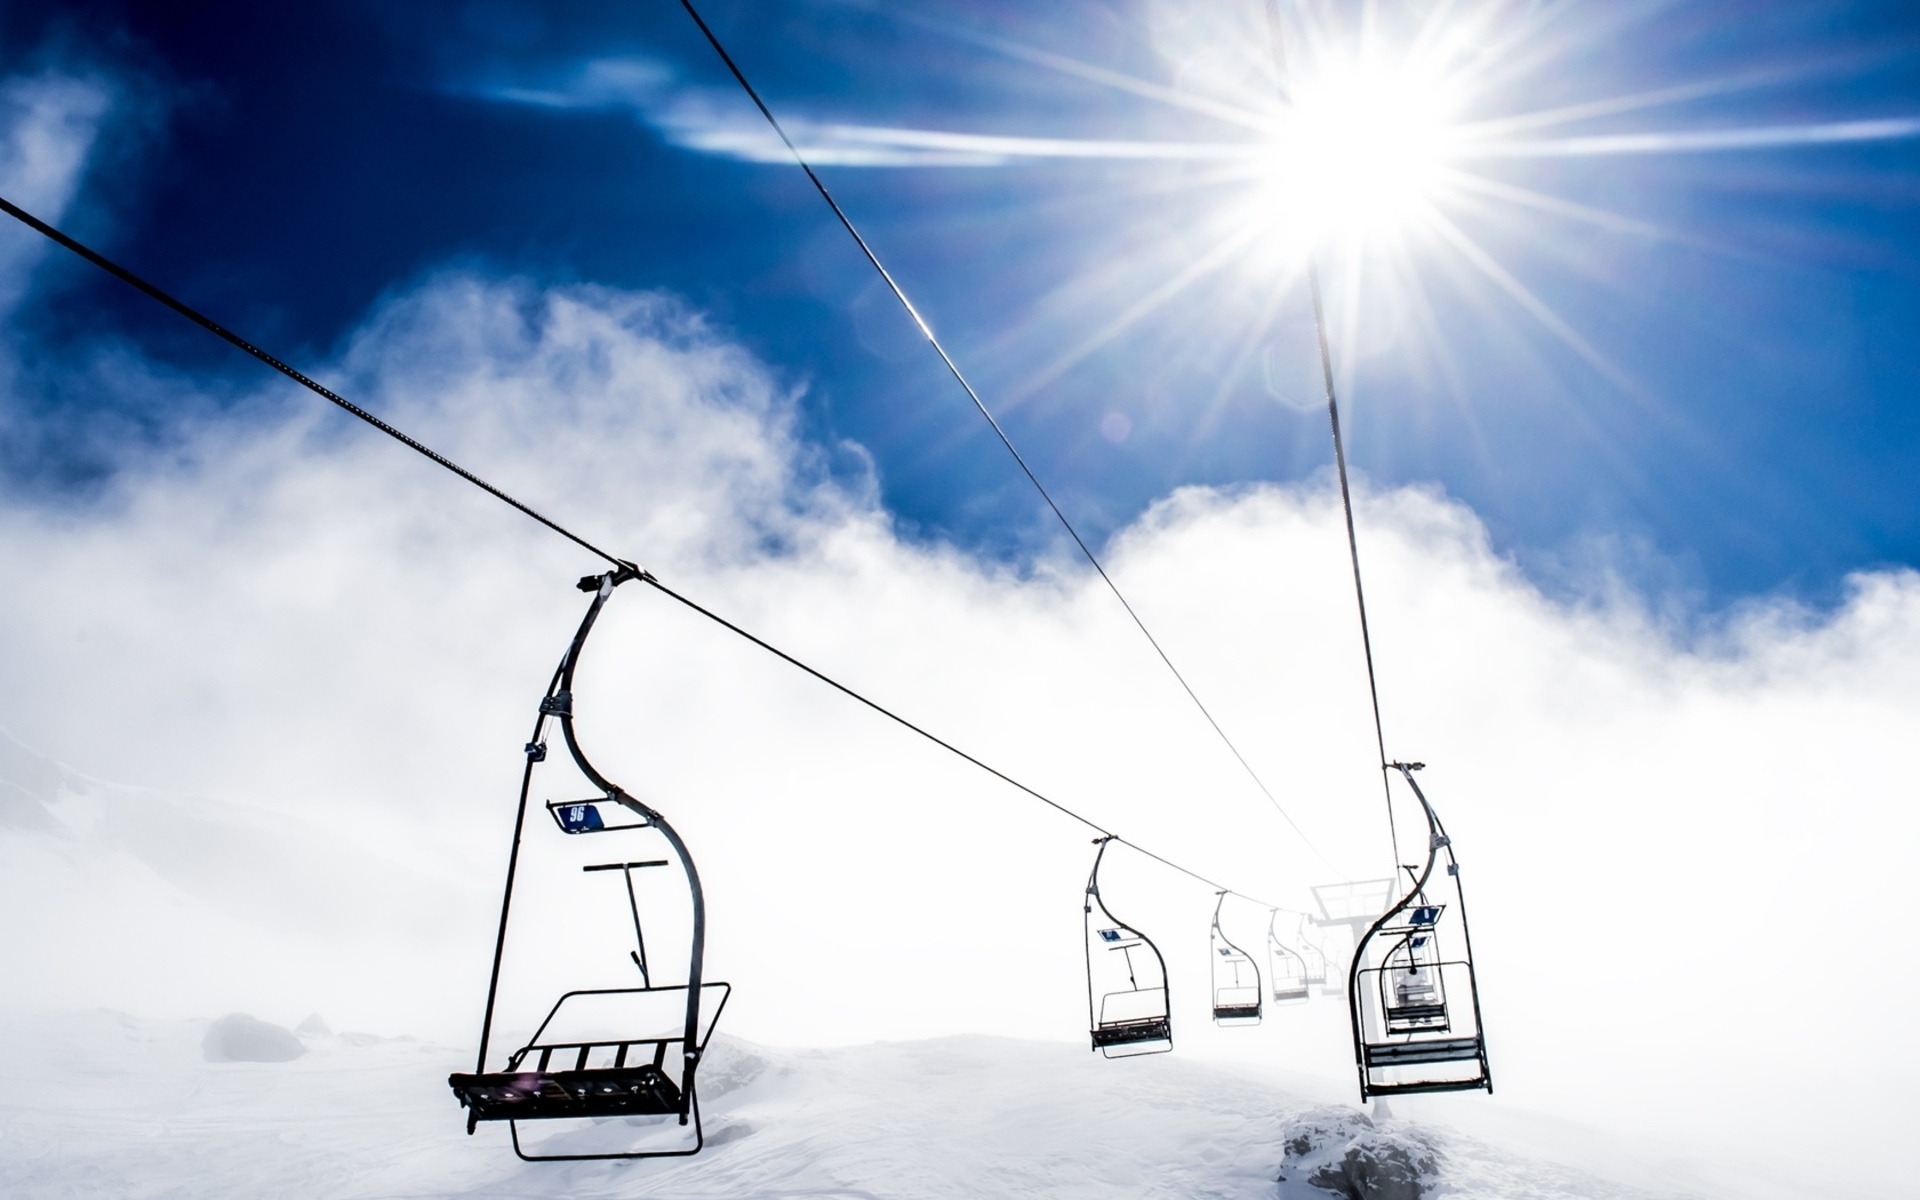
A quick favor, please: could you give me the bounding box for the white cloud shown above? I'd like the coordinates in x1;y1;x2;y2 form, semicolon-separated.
0;68;112;312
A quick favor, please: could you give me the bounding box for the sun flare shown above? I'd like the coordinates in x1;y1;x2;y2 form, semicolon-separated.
1264;58;1464;241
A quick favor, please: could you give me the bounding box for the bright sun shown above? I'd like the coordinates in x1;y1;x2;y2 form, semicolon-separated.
1264;58;1463;241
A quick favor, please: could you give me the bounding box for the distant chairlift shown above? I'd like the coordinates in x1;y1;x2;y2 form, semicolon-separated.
1266;909;1311;1005
1346;762;1492;1099
1295;914;1331;991
448;567;732;1160
1210;893;1263;1025
1084;836;1172;1057
1310;877;1399;989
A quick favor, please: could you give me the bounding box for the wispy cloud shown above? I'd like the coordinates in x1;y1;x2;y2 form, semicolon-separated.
467;55;1250;167
0;69;114;312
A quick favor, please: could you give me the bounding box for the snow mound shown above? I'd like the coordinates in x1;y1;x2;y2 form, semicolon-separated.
202;1012;306;1062
296;1013;332;1036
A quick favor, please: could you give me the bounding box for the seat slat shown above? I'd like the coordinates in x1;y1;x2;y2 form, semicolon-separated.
1091;1017;1172;1048
449;1063;683;1123
1364;1036;1483;1067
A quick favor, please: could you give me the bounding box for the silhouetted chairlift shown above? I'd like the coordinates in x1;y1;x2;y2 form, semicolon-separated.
1346;762;1491;1099
1084;837;1172;1057
1265;909;1311;1004
1209;892;1263;1026
449;567;731;1161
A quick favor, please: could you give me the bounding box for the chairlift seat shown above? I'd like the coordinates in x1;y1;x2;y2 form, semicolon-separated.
449;1060;682;1122
1272;984;1310;1002
1212;1003;1262;1022
1091;1016;1172;1049
1385;1003;1449;1033
1363;1036;1484;1068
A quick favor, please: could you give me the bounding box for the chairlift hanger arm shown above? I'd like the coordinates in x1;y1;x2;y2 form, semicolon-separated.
549;574;707;1067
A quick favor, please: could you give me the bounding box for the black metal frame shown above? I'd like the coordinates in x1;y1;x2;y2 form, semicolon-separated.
1084;837;1172;1057
452;567;728;1161
1345;763;1492;1099
1210;891;1263;1025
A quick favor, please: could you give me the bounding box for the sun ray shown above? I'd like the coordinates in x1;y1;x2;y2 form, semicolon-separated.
1437;168;1682;243
879;6;1281;134
1003;220;1266;407
1421;209;1641;397
1453;72;1801;143
1192;256;1315;445
1465;115;1920;159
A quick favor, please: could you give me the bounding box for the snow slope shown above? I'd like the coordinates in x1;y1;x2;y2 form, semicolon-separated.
0;727;490;1033
0;728;1885;1199
0;1009;1693;1200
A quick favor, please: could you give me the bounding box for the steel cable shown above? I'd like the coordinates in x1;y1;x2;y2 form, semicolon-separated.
1261;0;1402;867
677;0;1328;865
0;191;1291;910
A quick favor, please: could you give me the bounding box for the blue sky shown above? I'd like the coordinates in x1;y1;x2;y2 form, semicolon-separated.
6;0;1920;610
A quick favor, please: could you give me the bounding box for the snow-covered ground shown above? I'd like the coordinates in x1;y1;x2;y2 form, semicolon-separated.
0;1009;1697;1200
2;726;1905;1199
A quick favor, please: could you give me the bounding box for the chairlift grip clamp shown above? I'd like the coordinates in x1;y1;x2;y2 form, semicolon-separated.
540;690;573;717
575;560;652;593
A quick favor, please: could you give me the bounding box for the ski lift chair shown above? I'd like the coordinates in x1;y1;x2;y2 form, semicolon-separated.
1296;916;1331;990
1266;910;1312;1004
451;568;732;1160
1210;893;1263;1025
1084;838;1172;1057
1346;763;1492;1099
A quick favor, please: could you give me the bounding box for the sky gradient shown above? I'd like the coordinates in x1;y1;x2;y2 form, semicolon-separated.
4;0;1920;612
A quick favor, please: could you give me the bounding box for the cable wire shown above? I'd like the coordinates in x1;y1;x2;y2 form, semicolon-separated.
677;0;1327;864
0;191;1288;910
0;196;627;573
643;576;1275;904
1261;0;1401;867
